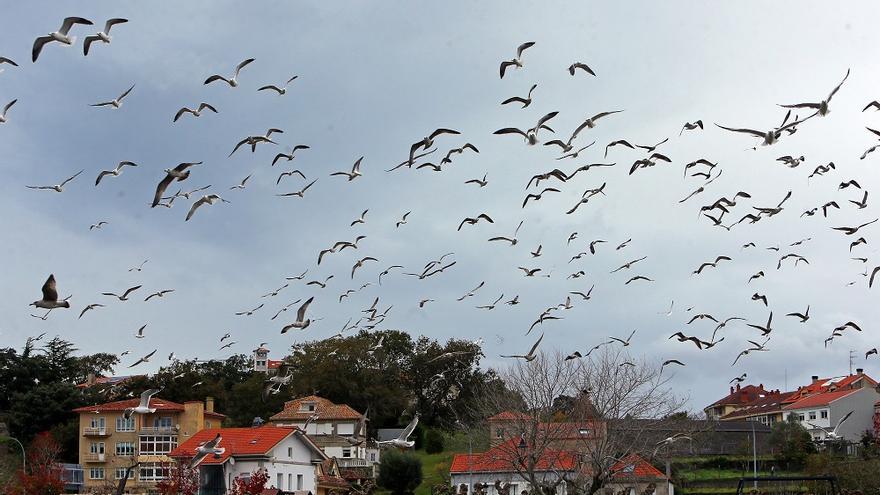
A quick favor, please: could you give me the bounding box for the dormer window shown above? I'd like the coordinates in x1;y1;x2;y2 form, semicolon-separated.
299;402;316;412
622;464;635;474
578;428;591;436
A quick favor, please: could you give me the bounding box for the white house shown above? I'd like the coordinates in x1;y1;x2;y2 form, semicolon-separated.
170;425;348;495
781;371;880;443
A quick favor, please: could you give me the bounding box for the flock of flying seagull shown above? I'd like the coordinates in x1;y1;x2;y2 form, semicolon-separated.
10;18;880;414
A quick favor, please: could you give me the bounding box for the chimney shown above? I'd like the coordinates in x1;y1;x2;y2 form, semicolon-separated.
730;386;734;394
856;368;864;375
87;372;96;386
205;396;215;413
812;375;819;382
736;383;741;391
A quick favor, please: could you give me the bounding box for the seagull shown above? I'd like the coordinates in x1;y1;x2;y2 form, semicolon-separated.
122;388;162;419
779;69;850;117
500;333;544;361
306;275;334;289
396;211;411;228
276;179;318;198
522;187;561;208
377;265;404;285
494;111;559;146
234;303;264;316
30;274;70;310
0;57;18;72
777;155;805;168
95;161;137;186
530;245;542;258
609;329;636;347
850;191;869;210
806;411;854;440
869;267;880;289
32;17;93;62
488;220;524;246
625;275;653;284
258;75;298;95
867;348;878;359
476;294;504;310
204;58;255;87
786;306;810;323
457;281;485;301
570;110;624;137
458;214;494;231
272;145;311;166
0;99;17;124
832;218;878;236
351;257;379;279
144;289;174;302
499;42;535;78
229;175;251;190
611;256;648;274
229;129;282;156
505;295;520;305
564;351;583;361
568;62;595;76
465;173;489;187
714;115;810;146
82;18;128;55
186;194;230;221
89;221;108;230
680;120;703;135
219;341;236;351
616;239;631;250
747;312;773;336
570;286;594;300
78;303;104;319
330;157;364;181
189;433;225;468
134;324;147;338
692;255;732;275
276;169;306;185
91;84;135;109
752;293;769;306
173;103;218;122
408;129;461;166
501;84;537;108
418;298;434;308
377;415;419;449
589;240;607;254
27;170;84;192
518;267;542;277
281;297;315;333
127;349;157;368
152;162;200;207
102;285;142;301
128;260;148;272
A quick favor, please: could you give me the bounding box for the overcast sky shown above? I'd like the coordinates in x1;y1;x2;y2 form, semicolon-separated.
2;1;880;412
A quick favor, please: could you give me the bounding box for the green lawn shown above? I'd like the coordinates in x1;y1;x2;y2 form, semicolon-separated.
414;449;456;495
676;468;804;482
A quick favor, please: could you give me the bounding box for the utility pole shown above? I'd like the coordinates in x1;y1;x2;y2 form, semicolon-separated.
751;421;757;489
1;436;26;495
849;350;856;375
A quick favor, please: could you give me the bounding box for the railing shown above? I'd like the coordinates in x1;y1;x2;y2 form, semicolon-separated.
337;458;372;468
83;427;110;436
139;426;177;434
83;453;106;462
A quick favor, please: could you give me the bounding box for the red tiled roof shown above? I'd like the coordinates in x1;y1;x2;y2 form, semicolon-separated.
170;426;297;465
611;455;666;479
270;395;363;421
787;374;877;403
449;437;577;474
73;397;185;413
267;360;282;369
707;385;765;408
76;375;143;388
783;389;858;410
719;391;796;420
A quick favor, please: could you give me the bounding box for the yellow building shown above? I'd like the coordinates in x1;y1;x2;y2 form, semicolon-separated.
73;396;224;493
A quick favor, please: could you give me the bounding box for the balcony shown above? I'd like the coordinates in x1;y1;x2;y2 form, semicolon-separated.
83;427;110;437
337;458;372;468
139;426;178;434
83;453;106;463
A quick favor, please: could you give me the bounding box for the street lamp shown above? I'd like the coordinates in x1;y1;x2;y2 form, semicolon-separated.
0;435;26;473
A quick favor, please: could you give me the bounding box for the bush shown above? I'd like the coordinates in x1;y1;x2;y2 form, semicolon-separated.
425;428;445;454
377;449;423;495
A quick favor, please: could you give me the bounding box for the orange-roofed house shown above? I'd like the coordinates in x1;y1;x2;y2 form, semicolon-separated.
781;370;880;443
169;425;346;495
449;437;668;495
72;396;224;493
269;395;376;469
487;410;605;450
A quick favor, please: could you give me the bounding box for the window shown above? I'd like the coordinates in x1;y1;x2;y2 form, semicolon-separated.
299;401;316;412
288;474;292;491
139;435;178;455
821;410;828;419
337;422;355;435
89;442;105;454
139;463;168;482
116;416;135;432
277;473;283;489
798;414;805;421
297;474;303;490
89;468;104;480
90;417;105;429
808;411;817;420
342;447;352;458
370;452;376;462
496;427;505;438
288;447;293;458
116;441;135;456
115;467;129;480
578;428;591;436
153;416;173;428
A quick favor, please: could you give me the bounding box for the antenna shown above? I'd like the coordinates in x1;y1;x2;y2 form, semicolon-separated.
849;350;856;375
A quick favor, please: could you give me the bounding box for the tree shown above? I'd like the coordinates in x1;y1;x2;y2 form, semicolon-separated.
472;347;687;495
231;467;269;495
425;428;445;454
155;462;198;495
377;449;423;495
3;431;64;495
769;414;815;468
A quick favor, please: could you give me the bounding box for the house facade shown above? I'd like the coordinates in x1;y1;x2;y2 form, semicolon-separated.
269;395;374;467
782;384;880;442
72;396;224;493
170;425;348;495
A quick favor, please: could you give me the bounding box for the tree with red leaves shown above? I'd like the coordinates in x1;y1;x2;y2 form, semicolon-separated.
3;431;64;495
231;467;270;495
155;461;199;495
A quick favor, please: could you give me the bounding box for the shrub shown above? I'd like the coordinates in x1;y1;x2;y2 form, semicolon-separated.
425;428;445;454
377;449;423;495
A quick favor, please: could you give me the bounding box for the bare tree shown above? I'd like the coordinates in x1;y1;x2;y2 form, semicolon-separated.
472;347;688;495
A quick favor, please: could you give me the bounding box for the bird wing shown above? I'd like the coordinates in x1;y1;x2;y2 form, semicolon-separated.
60;170;84;187
104;18;128;33
399;415;419;441
83;35;100;56
534;111;559;131
296;296;314;321
152;174;175;207
60;17;93;35
32;36;54;62
527;333;545;356
714;124;765;137
516;41;535;58
117;84;135;101
501;96;528;106
173;107;193;122
139;388;162;408
258;85;283;94
234;58;255;77
41;274;59;302
493;127;528;138
827;68;850;101
204;74;230;85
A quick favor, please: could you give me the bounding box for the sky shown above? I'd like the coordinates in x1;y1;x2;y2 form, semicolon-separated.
2;1;880;412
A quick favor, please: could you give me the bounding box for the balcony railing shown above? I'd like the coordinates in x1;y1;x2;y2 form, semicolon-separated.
83;427;110;436
337;458;372;468
83;453;106;463
139;426;178;434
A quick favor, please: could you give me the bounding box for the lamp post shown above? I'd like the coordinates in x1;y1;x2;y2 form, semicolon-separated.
1;436;26;495
751;421;757;490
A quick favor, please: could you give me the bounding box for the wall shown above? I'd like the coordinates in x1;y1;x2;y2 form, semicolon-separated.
219;434;318;492
833;388;880;442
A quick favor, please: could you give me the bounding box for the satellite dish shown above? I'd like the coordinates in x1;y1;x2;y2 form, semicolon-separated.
228;457;235;466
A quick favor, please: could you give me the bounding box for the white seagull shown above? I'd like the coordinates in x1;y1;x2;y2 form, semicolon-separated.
83;18;128;56
31;274;71;309
189;434;225;468
186;194;230;221
258;75;298;95
90;84;135;109
27;170;84;192
377;415;419;449
204;58;254;87
32;17;93;62
0;99;17;124
95;161;138;186
123;388;162;419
